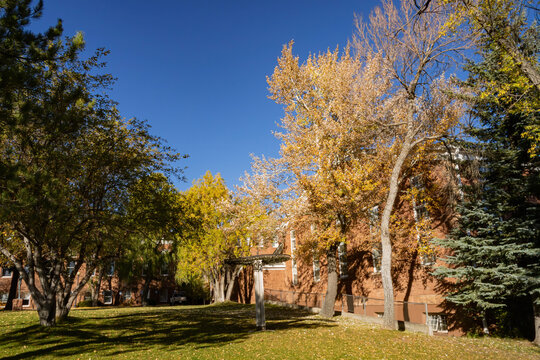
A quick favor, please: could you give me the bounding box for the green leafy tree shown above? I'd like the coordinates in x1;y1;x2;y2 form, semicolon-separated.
118;173;182;306
0;1;182;326
177;172;251;303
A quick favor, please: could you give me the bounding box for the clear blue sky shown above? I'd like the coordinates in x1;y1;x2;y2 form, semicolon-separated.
33;1;378;191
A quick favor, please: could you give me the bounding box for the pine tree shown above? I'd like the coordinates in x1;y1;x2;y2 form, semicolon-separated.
434;17;540;340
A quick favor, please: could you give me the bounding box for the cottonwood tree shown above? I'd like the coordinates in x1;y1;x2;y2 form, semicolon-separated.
0;0;182;326
265;44;389;317
177;172;252;303
352;0;466;328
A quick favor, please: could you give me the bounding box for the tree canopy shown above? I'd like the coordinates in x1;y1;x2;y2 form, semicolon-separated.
0;0;183;326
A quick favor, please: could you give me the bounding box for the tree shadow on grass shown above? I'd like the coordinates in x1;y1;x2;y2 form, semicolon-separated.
0;302;336;359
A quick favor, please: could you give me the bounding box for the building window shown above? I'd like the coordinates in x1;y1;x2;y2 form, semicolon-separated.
376;312;384;318
1;268;13;278
411;177;436;266
142;264;148;276
124;290;132;300
313;256;320;283
272;236;279;248
22;293;31;307
67;261;75;276
372;244;382;274
338;242;348;278
107;262;115;276
161;262;169;277
1;293;8;303
290;230;298;285
103;290;113;305
369;206;379;237
84;292;92;301
420;251;437;266
428;314;448;333
258;238;264;248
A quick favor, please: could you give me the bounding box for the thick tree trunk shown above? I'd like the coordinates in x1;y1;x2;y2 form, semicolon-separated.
534;303;540;346
224;265;242;301
56;288;83;323
213;273;225;303
320;245;338;318
35;294;57;327
380;129;414;329
4;269;19;311
56;294;77;323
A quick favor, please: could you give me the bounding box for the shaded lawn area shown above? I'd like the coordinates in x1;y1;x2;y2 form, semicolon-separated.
0;303;538;360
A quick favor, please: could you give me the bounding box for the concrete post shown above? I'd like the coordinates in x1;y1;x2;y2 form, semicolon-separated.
254;260;265;330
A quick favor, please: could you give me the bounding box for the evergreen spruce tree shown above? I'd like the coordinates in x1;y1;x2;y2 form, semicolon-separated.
433;17;540;342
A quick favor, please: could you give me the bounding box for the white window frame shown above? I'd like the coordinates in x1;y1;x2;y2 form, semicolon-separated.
1;268;13;278
103;290;113;305
427;314;448;333
22;293;31;307
1;293;8;303
272;236;279;248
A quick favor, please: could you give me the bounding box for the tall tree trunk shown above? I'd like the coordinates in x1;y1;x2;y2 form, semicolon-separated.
533;303;540;346
4;269;19;311
224;265;242;301
320;245;338;318
380;128;414;329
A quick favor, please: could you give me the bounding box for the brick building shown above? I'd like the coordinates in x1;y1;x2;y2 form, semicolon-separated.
0;261;178;310
232;169;466;336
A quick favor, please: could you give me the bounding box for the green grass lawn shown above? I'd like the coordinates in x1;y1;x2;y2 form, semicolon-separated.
0;303;538;360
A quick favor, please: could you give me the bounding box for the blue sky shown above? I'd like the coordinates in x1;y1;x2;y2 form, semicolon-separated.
33;1;378;191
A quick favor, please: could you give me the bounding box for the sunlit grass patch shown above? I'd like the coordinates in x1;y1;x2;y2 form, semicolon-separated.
0;303;537;359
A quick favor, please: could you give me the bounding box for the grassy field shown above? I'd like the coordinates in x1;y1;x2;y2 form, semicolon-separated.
0;303;538;360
